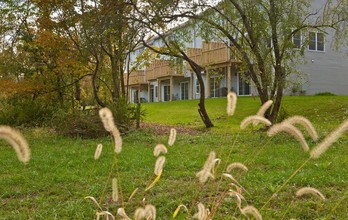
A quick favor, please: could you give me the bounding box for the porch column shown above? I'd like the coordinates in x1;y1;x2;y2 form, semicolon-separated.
158;79;161;102
227;65;231;93
147;83;151;102
138;86;141;103
190;73;193;99
170;76;173;101
206;69;210;98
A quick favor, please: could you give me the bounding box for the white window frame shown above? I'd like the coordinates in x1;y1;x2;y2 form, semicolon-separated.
180;81;189;100
292;31;302;49
308;32;325;52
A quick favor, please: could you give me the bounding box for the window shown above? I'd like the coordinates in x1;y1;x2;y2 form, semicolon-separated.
309;32;324;51
292;31;302;48
238;74;250;96
195;77;200;94
163;85;170;101
180;82;189;100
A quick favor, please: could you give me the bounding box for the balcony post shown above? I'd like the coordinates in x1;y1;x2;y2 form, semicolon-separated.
190;73;193;99
227;65;231;93
158;79;161;102
170;76;173;101
206;69;210;98
148;83;151;102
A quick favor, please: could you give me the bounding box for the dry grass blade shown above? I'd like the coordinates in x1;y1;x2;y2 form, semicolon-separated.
84;196;103;210
94;144;103;160
0;126;30;163
240;115;272;129
112;178;119;202
268;123;309;152
96;211;115;220
128;187;139;201
310;119;348;159
145;169;163;191
296;187;326;200
173;204;188;218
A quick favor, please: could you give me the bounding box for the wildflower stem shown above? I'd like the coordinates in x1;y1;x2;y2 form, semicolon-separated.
261;157;311;210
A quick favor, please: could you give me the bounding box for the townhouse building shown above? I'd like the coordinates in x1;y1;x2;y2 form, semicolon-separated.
124;3;348;103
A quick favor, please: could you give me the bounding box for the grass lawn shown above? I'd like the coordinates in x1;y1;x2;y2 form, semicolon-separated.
0;96;347;219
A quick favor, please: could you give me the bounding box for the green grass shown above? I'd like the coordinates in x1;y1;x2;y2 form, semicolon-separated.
1;96;348;219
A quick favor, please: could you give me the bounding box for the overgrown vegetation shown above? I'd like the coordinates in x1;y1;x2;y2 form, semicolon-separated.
1;96;347;219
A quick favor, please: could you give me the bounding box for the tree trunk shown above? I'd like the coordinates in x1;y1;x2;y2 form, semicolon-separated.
92;61;106;107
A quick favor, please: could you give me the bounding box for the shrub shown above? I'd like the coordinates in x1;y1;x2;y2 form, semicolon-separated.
314;92;336;96
0;96;57;127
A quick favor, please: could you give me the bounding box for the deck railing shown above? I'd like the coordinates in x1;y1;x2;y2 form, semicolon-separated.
146;60;182;80
124;70;147;86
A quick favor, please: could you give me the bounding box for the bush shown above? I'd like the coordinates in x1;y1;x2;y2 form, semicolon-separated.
314;92;336;96
0;96;57;127
51;109;108;138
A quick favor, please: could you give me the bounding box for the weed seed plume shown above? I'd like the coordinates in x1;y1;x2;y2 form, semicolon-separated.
226;162;248;173
240;205;262;220
196;151;216;183
268;123;309;152
283;116;319;141
112;178;119;202
310;119;348;159
240;115;272;129
154;156;166;175
168;128;177;146
153;144;168;157
99;108;123;154
0;126;30;163
193;203;208;220
94;144;103;160
145;204;156;220
296;187;326;200
254;100;273;125
227;92;237;116
117;208;131;220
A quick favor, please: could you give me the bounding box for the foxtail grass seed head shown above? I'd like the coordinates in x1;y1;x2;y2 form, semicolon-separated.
227;92;237;116
99;108;115;132
240;115;272;129
268;123;309;152
226;162;248;173
227;191;245;208
154;156;166;176
0;126;30;163
283;116;319;141
99;108;123;154
254;100;273;125
117;208;131;220
240;205;262;220
134;207;146;220
296;187;326;200
153;144;168;157
193;203;208;220
112;178;119;202
196;151;216;183
256;100;273;117
310;119;348;159
145;204;156;220
168;128;177;146
94;144;103;160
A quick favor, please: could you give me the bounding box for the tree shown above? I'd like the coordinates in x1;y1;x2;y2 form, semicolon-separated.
129;0;214;128
171;0;347;122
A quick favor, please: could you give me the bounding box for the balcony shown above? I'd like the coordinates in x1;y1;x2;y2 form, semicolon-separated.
146;60;183;81
124;70;147;86
202;42;230;66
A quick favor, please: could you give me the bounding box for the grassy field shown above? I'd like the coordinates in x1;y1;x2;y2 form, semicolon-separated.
0;96;348;219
